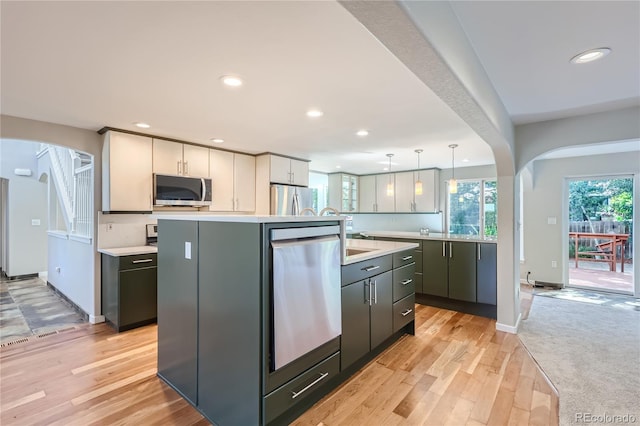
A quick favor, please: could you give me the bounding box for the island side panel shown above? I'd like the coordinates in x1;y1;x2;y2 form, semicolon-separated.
157;219;199;404
197;221;262;425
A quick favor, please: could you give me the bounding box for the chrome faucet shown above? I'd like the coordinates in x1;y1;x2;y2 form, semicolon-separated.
299;207;317;216
319;207;339;216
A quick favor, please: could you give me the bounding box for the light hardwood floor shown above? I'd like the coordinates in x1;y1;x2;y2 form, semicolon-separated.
0;301;557;425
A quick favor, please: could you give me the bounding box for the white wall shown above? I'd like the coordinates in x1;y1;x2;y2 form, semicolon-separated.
0;140;48;276
522;151;640;294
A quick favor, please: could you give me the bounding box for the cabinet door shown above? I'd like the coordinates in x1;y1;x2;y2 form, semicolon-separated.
477;243;497;305
269;155;292;184
422;240;448;297
369;271;393;350
183;144;209;177
376;174;395;212
414;169;438;212
341;280;370;370
290;158;309;187
448;241;477;302
394;171;415;212
358;175;377;212
234;153;256;212
153;139;184;175
103;132;152;211
119;266;157;327
209;149;234;211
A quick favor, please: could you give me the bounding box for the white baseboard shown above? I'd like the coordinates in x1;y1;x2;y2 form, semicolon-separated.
89;315;105;324
496;313;521;334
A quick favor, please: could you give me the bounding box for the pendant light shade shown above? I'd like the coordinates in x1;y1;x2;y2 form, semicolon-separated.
414;149;423;195
386;153;394;196
449;144;458;194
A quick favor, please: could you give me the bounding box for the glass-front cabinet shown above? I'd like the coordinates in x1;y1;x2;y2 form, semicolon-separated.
328;173;358;213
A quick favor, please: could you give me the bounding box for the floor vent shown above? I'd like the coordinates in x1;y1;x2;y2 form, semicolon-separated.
1;337;30;347
37;331;58;339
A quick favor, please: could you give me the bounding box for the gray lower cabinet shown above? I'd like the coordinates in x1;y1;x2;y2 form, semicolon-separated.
157;220;199;405
422;240;448;297
477;243;497;304
374;237;423;293
341;270;393;370
101;253;157;332
447;241;477;302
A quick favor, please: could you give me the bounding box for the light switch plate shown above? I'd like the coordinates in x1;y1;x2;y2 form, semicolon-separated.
31;219;41;226
547;216;557;225
185;242;192;260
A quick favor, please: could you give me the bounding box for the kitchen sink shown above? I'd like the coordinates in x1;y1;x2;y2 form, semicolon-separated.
345;247;375;256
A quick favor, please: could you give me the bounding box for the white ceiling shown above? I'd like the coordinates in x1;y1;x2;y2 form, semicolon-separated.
1;1;638;174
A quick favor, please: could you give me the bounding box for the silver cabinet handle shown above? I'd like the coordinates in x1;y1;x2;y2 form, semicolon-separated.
177;160;182;175
402;255;413;261
478;244;481;260
401;308;413;317
184;161;189;175
401;279;413;286
365;281;371;306
132;259;153;264
442;241;446;257
373;279;377;304
291;172;295;183
449;242;453;258
363;265;380;272
291;372;329;399
201;178;206;202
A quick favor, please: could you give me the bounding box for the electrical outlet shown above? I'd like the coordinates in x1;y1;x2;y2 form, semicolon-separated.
551;260;557;268
107;223;113;231
55;267;61;273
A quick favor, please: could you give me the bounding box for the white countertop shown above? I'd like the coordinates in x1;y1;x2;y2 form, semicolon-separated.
351;230;498;243
153;214;345;223
343;238;418;265
98;246;158;257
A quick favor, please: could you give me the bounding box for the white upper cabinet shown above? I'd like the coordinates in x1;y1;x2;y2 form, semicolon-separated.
328;173;358;213
394;171;415;212
413;169;439;212
209;149;255;212
358;175;377;212
268;154;309;186
153;139;209;177
375;174;395;212
102;131;153;212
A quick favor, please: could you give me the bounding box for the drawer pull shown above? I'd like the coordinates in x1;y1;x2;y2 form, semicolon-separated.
362;265;380;272
401;308;413;317
401;255;413;261
291;372;329;399
131;259;154;264
401;279;413;286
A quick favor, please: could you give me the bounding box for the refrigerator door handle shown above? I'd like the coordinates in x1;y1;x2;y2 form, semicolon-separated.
292;192;301;216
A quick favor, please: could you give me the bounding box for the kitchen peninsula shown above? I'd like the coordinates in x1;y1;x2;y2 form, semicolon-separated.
350;230;498;319
154;215;417;425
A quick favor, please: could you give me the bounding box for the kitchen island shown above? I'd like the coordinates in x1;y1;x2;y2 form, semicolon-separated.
350;230;498;319
155;215;417;426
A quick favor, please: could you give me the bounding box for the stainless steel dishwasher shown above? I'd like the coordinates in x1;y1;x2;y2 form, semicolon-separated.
270;225;342;371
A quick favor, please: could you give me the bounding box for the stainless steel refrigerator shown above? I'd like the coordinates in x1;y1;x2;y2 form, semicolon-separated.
270;184;314;216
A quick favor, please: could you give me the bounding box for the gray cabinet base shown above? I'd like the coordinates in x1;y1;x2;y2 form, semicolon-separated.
416;294;496;319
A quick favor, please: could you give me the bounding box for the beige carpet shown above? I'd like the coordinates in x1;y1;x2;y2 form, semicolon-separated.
519;292;640;425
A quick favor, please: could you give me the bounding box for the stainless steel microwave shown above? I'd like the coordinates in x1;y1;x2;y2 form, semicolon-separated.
153;174;212;206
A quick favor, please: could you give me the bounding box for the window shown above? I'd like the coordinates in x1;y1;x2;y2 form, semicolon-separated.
448;179;497;237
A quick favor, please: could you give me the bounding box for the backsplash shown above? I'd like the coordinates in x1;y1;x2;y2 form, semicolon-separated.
97;213;156;249
350;213;443;233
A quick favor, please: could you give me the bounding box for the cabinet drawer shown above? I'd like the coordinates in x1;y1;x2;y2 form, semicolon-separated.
264;352;340;424
393;249;416;268
392;264;415;302
119;253;157;270
393;294;415;333
342;255;392;286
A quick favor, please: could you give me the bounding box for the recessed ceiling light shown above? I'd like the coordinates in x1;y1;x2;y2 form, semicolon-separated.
336;165;341;169
306;109;324;118
220;75;243;87
383;167;389;171
356;129;369;137
210;138;224;144
570;48;611;64
134;122;150;129
462;158;469;163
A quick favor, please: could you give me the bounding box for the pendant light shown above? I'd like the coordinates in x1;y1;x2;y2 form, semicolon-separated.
449;144;458;194
386;153;394;196
414;149;423;195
